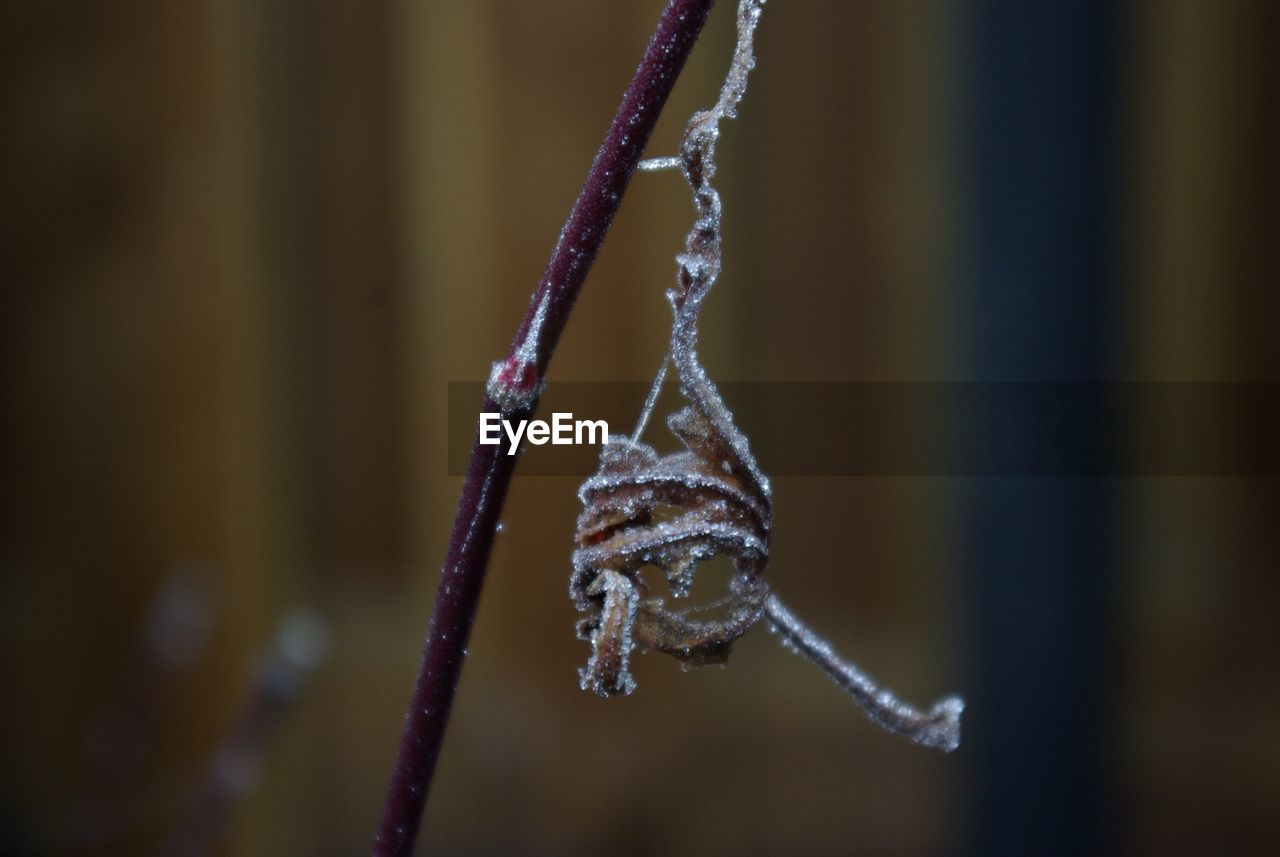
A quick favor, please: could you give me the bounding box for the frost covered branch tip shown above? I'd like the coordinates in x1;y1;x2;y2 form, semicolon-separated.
765;595;964;752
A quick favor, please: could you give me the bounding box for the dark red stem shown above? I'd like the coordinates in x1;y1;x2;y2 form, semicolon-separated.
372;2;716;854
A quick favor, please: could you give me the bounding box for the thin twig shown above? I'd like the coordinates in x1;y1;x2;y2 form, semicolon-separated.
765;595;964;752
52;566;218;853
159;609;332;857
372;3;718;854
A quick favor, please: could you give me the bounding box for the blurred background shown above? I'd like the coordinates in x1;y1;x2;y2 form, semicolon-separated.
2;0;1277;855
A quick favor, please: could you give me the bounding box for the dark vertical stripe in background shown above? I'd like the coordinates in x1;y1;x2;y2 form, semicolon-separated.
960;1;1114;854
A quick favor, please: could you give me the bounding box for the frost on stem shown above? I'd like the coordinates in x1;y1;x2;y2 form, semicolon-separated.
765;596;964;752
486;287;550;414
570;0;963;753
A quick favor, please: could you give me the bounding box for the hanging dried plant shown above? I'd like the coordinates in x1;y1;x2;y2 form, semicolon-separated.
570;0;963;752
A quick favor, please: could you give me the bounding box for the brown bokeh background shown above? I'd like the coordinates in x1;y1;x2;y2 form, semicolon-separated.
2;1;1276;855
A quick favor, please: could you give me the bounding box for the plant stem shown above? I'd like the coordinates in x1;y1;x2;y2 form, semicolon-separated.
764;595;963;753
372;2;717;854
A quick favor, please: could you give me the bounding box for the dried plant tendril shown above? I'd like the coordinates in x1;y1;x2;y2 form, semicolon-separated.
765;596;964;752
571;0;963;753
